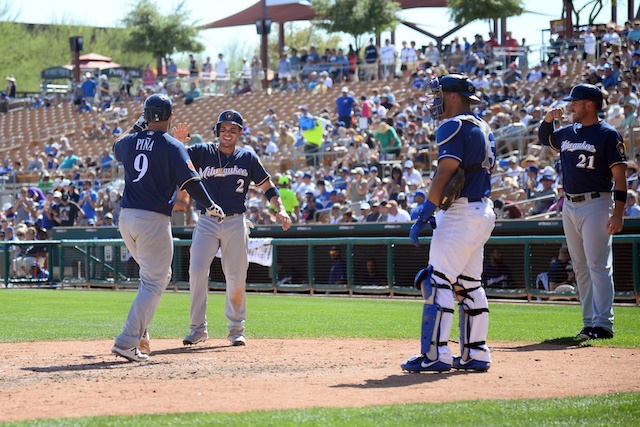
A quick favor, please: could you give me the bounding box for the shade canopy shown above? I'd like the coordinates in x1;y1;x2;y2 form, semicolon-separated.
202;0;447;29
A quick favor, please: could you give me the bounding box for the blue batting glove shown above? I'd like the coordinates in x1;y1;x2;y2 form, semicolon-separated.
409;200;437;247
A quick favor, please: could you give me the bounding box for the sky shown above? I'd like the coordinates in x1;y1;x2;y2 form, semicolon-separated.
4;0;628;66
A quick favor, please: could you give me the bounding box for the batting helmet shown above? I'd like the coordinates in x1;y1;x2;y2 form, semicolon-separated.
143;94;173;122
563;83;604;111
425;74;480;120
215;110;244;136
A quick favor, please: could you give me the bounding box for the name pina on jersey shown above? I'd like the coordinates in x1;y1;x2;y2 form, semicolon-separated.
199;165;248;179
136;137;154;151
560;140;596;153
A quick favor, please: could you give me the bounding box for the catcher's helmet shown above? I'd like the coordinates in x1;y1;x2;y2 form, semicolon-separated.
563;83;604;110
143;94;173;122
425;74;480;120
215;110;244;136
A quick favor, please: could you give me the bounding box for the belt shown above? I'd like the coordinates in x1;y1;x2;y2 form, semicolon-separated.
565;192;601;203
468;198;483;203
199;211;244;219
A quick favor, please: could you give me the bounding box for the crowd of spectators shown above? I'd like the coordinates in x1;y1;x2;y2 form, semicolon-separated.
4;24;640;280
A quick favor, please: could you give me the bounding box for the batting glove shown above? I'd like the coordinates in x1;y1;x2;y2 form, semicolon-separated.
132;114;147;132
409;200;437;247
205;202;225;221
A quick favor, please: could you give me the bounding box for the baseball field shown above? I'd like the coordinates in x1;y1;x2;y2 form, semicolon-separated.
0;289;639;426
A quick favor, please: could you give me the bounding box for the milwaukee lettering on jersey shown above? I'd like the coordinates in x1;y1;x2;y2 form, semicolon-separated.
199;165;249;179
560;140;596;153
136;137;154;151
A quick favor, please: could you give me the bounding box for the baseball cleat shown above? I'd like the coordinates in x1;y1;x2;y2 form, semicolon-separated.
183;330;208;346
111;345;149;362
401;354;451;372
588;327;613;339
229;335;246;346
576;327;593;340
452;356;490;372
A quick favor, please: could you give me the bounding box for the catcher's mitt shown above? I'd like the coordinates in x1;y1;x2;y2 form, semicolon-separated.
439;167;465;210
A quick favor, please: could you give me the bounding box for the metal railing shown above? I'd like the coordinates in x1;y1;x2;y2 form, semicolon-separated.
1;236;638;305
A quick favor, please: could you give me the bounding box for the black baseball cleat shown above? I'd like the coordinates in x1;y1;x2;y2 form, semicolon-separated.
589;327;613;339
576;327;593;340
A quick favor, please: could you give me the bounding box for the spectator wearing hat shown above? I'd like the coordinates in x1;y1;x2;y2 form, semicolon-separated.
375;122;402;159
358;201;371;222
336;86;357;129
530;173;558;215
620;101;639;133
295;172;316;200
275;175;300;221
402;160;423;186
52;192;84;227
332;168;350;191
384;200;410;223
347;167;368;203
300;191;322;223
316;180;331;207
5;75;16;98
602;24;621;46
410;190;427;220
363;199;381;222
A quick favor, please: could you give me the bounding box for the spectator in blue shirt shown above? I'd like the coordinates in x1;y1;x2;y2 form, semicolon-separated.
328;246;346;285
332;48;349;81
78;180;98;226
336;86;357;128
81;72;96;99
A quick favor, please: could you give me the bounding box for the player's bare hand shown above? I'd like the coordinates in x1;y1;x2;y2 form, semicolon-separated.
544;107;565;123
278;210;292;231
606;214;623;235
205;202;225;220
173;123;191;144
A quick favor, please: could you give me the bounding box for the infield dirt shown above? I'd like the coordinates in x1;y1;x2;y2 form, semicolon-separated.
1;338;639;422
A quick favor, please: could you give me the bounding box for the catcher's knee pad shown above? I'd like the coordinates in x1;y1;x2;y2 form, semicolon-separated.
415;266;455;359
454;275;490;361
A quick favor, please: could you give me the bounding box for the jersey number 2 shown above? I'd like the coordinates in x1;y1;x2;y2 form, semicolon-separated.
132;153;149;182
576;154;595;170
236;179;245;193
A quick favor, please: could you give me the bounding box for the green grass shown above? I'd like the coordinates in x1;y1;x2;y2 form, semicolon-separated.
1;289;639;426
0;290;638;347
3;393;640;426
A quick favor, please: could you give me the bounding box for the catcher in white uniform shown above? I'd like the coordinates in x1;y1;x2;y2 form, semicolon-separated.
403;74;496;372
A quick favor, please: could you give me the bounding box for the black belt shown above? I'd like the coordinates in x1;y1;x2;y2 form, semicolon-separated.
565;192;600;203
468;198;483;202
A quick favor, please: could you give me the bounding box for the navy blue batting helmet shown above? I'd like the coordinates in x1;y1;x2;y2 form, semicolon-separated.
215;110;244;136
144;94;173;122
563;83;604;110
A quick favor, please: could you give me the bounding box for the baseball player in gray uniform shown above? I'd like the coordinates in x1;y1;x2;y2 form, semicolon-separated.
539;84;627;340
111;94;223;362
182;110;291;347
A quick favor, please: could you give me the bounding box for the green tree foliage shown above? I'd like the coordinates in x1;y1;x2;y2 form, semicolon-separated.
0;21;154;93
312;0;401;51
122;0;204;64
447;0;525;24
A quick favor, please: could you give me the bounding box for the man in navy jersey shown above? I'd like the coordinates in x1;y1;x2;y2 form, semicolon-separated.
539;83;627;340
111;94;223;362
182;110;291;347
402;74;496;373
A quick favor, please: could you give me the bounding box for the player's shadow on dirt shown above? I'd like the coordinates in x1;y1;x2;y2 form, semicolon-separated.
332;371;471;389
150;344;229;356
498;337;592;352
22;360;163;373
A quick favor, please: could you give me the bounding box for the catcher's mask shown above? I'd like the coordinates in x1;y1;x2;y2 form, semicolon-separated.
425;74;480;120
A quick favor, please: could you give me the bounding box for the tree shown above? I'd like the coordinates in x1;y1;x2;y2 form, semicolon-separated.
122;0;204;74
447;0;526;24
312;0;401;51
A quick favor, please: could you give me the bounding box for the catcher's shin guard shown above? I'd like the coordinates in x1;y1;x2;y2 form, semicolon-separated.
415;266;455;359
454;276;490;362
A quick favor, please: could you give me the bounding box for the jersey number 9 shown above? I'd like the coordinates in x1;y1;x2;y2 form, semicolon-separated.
132;153;149;182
